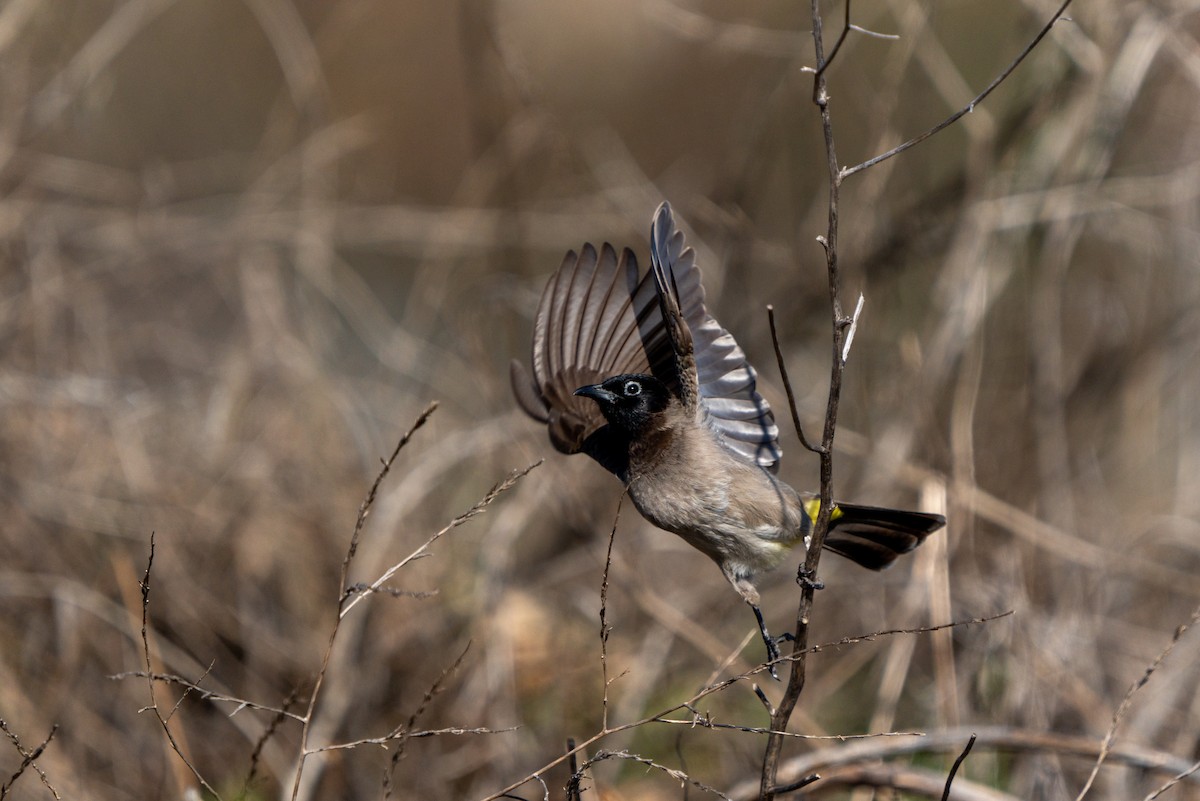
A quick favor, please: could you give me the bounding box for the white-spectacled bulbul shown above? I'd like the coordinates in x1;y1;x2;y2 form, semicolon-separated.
511;202;945;673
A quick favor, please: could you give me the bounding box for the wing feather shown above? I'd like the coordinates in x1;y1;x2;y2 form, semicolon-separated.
649;203;781;469
513;202;782;471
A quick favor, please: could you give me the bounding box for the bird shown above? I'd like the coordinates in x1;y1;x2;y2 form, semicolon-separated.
510;202;945;675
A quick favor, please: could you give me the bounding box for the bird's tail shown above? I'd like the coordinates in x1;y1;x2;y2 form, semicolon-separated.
812;501;946;570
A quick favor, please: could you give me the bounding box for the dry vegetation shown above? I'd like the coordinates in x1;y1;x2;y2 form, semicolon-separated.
2;1;1199;800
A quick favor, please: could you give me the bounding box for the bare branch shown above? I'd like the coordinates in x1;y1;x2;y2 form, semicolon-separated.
767;305;822;454
599;494;625;731
110;671;306;722
479;612;1002;801
137;534;222;799
760;1;848;795
567;749;731;801
240;686;302;799
735;725;1200;800
339;400;438;604
841;0;1075;179
1075;603;1200;801
291;435;540;801
941;733;977;801
813;0;853;85
340;460;542;620
0;718;61;800
383;642;474;797
1142;758;1200;801
311;726;515;753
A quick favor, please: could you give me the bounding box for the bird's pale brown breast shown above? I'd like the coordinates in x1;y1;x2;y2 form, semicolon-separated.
622;406;807;575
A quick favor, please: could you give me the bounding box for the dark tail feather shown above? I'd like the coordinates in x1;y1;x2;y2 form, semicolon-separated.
821;502;946;570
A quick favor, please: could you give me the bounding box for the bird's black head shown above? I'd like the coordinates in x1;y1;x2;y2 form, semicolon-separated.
574;374;671;436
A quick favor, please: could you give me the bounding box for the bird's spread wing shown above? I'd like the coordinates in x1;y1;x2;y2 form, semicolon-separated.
649;203;781;470
510;241;677;456
512;202;781;471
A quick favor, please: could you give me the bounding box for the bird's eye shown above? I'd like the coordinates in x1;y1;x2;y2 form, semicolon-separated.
623;380;642;397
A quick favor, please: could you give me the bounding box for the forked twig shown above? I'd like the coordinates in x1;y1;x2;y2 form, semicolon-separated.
109;671;306;722
841;0;1075;179
480;612;999;801
137;534;222;799
340;460;542;620
566;749;731;800
383;643;474;797
339;401;439;604
759;0;1075;794
1074;603;1200;801
0;718;61;800
759;1;851;795
290;398;539;800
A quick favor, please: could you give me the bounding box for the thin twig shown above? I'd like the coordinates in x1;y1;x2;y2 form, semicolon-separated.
292;405;438;800
567;749;731;801
239;686;302;799
290;422;539;800
1074;603;1200;801
339;401;439;607
310;726;514;752
841;0;1075;179
383;642;474;798
599;494;625;731
0;718;61;800
479;612;999;801
566;738;581;801
658;713;921;740
109;671;306;722
770;772;820;795
941;733;977;801
767;305;821;453
340;460;543;620
812;0;852;87
1142;757;1200;801
138;534;222;799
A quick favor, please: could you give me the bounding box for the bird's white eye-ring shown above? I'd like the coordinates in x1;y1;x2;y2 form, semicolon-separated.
623;380;642;397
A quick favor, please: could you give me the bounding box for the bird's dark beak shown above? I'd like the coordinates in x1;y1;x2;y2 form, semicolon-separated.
574;384;617;404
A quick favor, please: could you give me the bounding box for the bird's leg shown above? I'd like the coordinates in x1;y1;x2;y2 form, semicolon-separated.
751;604;792;681
796;565;825;592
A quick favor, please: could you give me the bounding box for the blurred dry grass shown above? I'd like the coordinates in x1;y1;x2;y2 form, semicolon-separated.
1;1;1199;799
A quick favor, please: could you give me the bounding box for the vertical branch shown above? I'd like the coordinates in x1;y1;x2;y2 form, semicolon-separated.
760;3;847;798
757;1;1072;797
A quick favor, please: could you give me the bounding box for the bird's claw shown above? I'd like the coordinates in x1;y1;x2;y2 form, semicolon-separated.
752;604;796;681
765;635;783;681
796;566;824;592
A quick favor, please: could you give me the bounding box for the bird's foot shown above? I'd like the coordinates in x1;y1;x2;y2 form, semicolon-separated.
752;604;789;681
764;634;783;681
796;566;824;592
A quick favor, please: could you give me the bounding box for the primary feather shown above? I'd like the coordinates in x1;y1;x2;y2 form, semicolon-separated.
511;202;780;471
